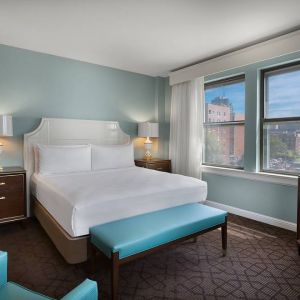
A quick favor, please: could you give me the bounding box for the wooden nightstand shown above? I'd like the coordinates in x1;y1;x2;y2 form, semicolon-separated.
0;167;26;224
135;159;171;173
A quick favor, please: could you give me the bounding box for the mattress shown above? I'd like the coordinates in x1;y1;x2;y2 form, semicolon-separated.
31;166;207;237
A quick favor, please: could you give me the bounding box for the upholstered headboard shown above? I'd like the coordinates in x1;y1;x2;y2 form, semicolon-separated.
24;118;131;215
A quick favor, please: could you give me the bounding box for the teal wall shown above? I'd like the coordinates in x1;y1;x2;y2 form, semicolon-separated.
203;173;297;222
0;44;169;166
203;51;300;223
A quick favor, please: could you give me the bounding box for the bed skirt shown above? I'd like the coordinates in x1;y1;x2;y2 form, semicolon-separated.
33;197;89;264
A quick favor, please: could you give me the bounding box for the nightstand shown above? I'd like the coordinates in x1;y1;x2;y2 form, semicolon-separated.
135;159;171;173
0;167;26;224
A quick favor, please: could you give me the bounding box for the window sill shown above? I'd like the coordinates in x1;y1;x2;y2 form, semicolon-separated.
202;165;298;186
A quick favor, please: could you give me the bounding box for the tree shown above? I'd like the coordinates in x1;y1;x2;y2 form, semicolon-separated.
205;131;223;164
270;135;288;159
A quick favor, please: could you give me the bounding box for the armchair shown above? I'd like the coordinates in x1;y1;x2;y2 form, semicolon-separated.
0;251;98;300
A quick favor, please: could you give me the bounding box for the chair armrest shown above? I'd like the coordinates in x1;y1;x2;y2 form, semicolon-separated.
0;251;7;287
61;279;98;300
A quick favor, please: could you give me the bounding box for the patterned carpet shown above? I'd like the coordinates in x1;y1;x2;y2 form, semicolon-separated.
0;214;299;299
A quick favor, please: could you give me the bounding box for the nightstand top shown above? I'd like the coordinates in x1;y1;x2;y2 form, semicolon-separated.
0;166;26;175
134;159;170;163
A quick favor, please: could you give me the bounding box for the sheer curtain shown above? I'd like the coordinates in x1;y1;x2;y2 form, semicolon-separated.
169;77;204;178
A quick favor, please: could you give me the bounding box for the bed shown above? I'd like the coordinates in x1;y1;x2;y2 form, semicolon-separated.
24;118;207;263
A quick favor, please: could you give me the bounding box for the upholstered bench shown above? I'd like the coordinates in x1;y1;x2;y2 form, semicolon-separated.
90;203;228;300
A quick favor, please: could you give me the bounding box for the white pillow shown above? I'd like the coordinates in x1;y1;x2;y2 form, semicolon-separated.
92;143;134;170
36;144;91;175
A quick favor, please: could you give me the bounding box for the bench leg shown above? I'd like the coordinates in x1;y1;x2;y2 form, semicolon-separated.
111;252;119;300
221;217;227;256
88;242;97;273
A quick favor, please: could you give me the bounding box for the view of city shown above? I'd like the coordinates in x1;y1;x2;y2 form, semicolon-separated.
264;67;300;174
204;80;245;167
263;122;300;173
204;67;300;174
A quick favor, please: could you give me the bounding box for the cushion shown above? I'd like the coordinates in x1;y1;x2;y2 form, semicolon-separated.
90;203;227;259
91;143;134;171
36;144;91;175
0;282;53;300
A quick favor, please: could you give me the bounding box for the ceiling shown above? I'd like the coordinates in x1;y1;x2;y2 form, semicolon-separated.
0;0;300;77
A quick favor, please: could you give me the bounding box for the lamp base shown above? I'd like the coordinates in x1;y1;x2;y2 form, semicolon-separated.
144;137;153;161
0;145;3;170
144;150;152;161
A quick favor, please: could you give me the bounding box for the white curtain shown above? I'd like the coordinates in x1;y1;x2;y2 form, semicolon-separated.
169;77;204;178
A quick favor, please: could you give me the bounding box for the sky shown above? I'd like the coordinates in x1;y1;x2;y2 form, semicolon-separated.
205;81;245;113
266;68;300;118
205;69;300;118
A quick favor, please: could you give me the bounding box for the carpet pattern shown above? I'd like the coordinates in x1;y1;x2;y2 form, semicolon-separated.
0;214;299;299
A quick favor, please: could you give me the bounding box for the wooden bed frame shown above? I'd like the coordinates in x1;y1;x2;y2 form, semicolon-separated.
24;118;131;264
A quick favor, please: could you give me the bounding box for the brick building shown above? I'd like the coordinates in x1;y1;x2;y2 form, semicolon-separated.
205;96;244;165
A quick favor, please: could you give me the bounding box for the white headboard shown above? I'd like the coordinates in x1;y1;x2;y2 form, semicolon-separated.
24;118;131;215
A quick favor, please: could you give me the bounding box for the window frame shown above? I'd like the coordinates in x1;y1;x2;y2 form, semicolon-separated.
203;74;246;170
260;61;300;176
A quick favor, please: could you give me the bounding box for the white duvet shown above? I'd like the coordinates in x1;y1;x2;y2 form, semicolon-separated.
31;166;207;237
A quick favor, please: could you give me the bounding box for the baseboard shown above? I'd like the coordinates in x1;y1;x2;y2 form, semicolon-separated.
205;200;297;232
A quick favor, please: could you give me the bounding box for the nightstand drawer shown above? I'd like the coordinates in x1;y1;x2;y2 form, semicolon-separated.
0;189;25;219
0;174;24;192
0;168;26;223
147;162;170;172
135;159;172;173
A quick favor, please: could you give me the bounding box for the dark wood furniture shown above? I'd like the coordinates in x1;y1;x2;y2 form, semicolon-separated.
0;167;26;224
297;176;300;255
90;205;227;300
134;159;171;173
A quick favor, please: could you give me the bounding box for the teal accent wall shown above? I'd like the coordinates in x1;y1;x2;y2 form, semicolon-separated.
203;51;300;223
0;44;169;166
203;173;297;222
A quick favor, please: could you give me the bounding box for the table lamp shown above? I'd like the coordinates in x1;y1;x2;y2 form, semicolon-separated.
138;122;159;160
0;115;13;170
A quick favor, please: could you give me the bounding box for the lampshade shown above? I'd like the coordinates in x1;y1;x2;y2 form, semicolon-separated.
138;122;159;138
0;115;13;136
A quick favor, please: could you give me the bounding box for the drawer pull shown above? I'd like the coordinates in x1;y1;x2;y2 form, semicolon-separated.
0;196;6;200
0;182;5;186
157;168;163;170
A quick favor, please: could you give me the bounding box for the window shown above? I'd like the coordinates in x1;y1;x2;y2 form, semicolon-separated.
261;62;300;175
204;75;245;168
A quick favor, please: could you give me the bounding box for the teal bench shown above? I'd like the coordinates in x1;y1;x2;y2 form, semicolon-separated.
90;203;228;300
